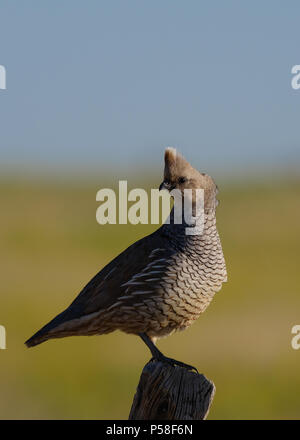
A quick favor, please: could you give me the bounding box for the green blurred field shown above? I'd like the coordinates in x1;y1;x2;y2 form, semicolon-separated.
0;175;300;419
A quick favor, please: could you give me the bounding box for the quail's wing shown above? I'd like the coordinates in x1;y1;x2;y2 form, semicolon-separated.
67;228;176;318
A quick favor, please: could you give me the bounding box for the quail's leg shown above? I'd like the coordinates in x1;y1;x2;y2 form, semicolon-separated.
139;333;198;373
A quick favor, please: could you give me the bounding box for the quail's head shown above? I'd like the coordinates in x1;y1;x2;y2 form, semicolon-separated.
159;147;218;212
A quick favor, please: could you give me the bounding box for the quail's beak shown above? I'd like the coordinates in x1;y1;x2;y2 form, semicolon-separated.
159;181;174;191
159;181;166;191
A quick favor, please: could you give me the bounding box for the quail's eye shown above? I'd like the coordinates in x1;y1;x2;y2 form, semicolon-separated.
178;177;187;184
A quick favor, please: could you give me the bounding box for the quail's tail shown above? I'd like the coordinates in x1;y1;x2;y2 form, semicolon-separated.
25;309;72;348
25;331;50;348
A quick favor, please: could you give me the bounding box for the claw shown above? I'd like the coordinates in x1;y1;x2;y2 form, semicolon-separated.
140;333;198;373
154;353;198;373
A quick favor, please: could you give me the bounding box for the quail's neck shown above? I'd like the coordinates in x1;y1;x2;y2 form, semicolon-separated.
161;207;217;240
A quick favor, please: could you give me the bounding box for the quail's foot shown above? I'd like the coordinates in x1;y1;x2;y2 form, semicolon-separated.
150;354;198;373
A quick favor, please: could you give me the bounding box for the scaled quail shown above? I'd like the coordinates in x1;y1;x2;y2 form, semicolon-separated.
25;148;227;369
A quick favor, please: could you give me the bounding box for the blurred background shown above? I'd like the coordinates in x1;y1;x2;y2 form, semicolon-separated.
0;1;300;419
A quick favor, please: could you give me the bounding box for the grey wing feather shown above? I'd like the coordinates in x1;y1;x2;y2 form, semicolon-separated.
66;228;175;318
25;228;175;347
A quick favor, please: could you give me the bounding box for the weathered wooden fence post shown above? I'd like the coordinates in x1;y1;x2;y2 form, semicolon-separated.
129;360;215;420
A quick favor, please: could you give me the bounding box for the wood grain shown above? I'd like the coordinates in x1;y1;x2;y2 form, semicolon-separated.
129;360;215;420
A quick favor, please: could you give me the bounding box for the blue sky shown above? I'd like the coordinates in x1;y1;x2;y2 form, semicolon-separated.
0;1;299;176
